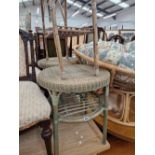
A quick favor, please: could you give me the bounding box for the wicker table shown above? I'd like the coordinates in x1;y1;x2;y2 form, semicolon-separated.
37;64;110;155
37;57;78;69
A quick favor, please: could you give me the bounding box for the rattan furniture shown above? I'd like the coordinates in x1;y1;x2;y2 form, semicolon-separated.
73;40;135;141
37;64;110;155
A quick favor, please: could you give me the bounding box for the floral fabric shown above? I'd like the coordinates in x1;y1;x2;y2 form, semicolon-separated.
77;40;135;71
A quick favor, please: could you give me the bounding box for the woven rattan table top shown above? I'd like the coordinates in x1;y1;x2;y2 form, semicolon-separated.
37;64;110;93
37;57;78;69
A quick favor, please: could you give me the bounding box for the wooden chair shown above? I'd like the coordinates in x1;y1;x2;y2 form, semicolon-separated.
108;34;125;44
19;29;52;155
26;30;42;76
85;26;107;43
131;35;135;41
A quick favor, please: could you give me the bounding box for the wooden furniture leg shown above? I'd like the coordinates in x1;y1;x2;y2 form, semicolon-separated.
40;120;53;155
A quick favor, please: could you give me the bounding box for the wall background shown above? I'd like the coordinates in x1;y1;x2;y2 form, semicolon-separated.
97;7;135;29
19;3;135;31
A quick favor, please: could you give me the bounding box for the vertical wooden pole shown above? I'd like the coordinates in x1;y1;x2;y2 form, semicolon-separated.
40;0;49;60
57;0;65;24
64;0;67;27
92;0;99;76
50;0;64;78
64;0;69;58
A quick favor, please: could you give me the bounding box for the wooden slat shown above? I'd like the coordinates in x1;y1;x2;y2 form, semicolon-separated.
92;0;99;76
50;0;64;77
40;0;49;60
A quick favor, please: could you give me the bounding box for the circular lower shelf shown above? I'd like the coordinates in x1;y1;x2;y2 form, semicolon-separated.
58;92;104;123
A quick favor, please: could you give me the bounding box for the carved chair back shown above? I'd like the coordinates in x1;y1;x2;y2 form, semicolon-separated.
19;29;36;82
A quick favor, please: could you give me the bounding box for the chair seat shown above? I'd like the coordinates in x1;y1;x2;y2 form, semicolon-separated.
19;81;51;130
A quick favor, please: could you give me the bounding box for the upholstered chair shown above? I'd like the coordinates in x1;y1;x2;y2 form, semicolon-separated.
19;29;52;155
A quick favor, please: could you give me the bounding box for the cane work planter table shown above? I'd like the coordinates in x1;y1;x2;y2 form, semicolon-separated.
37;64;110;155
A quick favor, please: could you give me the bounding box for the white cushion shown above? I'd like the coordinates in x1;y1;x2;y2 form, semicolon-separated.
19;81;51;130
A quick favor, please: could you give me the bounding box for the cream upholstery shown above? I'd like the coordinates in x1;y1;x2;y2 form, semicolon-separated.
19;35;27;77
72;36;78;46
19;81;51;130
29;66;41;77
28;41;37;65
79;35;85;45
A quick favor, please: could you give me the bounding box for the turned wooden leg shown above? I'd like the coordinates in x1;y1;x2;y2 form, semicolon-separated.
40;120;52;155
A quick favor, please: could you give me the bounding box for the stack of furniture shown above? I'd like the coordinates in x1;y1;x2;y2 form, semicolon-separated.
73;39;135;141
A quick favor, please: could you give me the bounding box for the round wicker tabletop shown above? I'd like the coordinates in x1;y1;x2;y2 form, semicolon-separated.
37;64;110;93
38;57;78;69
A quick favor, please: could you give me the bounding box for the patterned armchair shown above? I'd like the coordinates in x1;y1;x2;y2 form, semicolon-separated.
19;29;52;155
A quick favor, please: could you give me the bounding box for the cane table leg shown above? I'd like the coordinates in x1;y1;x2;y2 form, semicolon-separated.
123;93;130;123
103;86;109;144
50;92;60;155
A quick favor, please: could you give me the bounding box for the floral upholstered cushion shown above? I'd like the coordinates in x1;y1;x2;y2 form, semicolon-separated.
103;49;123;65
118;53;135;70
77;40;135;70
19;81;51;130
124;41;135;54
110;42;123;51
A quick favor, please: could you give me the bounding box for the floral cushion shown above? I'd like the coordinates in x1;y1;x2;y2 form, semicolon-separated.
103;49;122;65
19;81;51;130
125;41;135;54
118;52;135;70
77;40;135;70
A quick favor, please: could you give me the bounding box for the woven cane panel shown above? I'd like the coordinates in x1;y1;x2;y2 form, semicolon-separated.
79;35;85;45
37;64;110;93
19;81;51;130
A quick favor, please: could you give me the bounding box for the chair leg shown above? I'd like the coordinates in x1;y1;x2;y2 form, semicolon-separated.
40;120;52;155
102;86;109;144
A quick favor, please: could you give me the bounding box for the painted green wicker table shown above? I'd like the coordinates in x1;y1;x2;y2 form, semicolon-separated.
37;64;110;155
37;57;78;69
